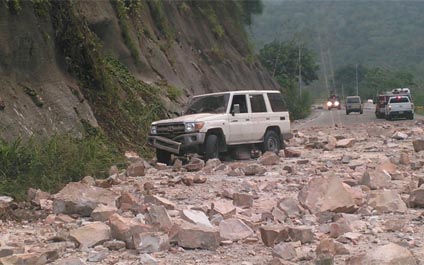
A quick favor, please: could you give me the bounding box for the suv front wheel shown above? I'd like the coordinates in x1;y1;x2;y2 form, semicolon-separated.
156;149;171;165
204;134;219;160
262;130;281;154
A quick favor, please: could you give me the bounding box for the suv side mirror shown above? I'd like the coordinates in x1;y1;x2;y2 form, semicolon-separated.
232;104;240;116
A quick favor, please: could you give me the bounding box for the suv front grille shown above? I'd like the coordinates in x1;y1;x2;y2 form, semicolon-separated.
157;123;185;135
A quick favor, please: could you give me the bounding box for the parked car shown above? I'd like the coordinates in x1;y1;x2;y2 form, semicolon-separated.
327;95;341;110
147;90;292;164
385;95;414;120
376;89;412;119
345;96;363;115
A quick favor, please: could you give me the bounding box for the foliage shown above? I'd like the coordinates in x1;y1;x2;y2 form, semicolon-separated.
110;0;141;66
3;0;21;14
259;40;319;85
166;85;182;102
200;5;225;38
239;0;263;25
147;0;173;41
335;65;416;100
31;0;50;18
0;135;123;200
259;40;318;119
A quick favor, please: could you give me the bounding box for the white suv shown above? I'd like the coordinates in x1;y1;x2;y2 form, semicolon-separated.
147;90;291;164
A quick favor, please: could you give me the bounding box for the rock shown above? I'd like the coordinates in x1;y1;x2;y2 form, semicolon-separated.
144;195;176;210
193;175;207;184
336;138;356;148
108;213;152;249
407;188;424;208
182;175;194;186
27;188;51;207
315;254;335;265
242;163;267;176
69;222;111;249
146;205;173;232
233;193;253;208
376;160;397;174
103;240;126;251
219;218;253;241
184;158;205;172
316;238;350;256
298;176;357;214
80;176;96;186
0;246;24;258
277;197;303;218
259;151;280;165
399;152;410;165
172;159;183;171
126;160;145;177
284;148;301;158
139;253;158;265
181;209;213;228
91;205;117;222
117;191;142;212
329;219;352;238
87;248;108;262
413;139;424;152
272;242;297;260
259;225;289;247
0;250;59;265
368;190;407;213
206;158;222;168
210;200;236;219
349;243;417;264
51;258;86;265
0;196;13;210
392;131;408;140
288;226;314;243
133;232;169;253
177;222;220;250
361;170;391;190
272;207;288;223
53;182;119;216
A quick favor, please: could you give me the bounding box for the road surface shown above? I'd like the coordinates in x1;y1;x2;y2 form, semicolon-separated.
293;103;421;130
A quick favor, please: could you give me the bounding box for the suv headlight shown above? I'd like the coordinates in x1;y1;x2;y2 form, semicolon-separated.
150;125;157;134
334;101;340;106
185;122;204;132
327;101;332;107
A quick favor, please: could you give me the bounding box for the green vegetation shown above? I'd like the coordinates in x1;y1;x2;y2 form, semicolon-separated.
147;0;173;41
166;85;182;102
3;0;22;14
0;135;123;200
259;40;318;119
110;0;142;66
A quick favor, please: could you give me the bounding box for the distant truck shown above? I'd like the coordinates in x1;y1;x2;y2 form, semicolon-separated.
385;95;414;120
375;88;412;118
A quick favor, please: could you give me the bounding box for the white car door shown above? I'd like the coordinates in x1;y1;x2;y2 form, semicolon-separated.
227;94;251;144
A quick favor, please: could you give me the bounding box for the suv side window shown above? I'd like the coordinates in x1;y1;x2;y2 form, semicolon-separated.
230;95;248;113
250;94;267;113
268;93;287;112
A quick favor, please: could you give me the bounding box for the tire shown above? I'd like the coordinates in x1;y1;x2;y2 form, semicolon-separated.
262;130;281;154
386;114;392;121
409;113;414;120
360;110;363;114
346;111;349;115
156;149;171;165
204;134;219;161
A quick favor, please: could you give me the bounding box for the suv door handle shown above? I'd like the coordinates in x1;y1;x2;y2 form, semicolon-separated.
246;119;250;121
280;117;285;120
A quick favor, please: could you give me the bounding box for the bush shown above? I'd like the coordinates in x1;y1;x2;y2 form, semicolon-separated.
0;135;123;200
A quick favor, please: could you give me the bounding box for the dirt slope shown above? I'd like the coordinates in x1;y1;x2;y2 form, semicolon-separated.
0;1;278;144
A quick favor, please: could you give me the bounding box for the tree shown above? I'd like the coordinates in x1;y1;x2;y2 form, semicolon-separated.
259;40;319;119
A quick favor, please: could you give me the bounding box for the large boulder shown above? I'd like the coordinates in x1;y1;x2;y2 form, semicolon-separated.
177;222;220;250
361;170;391;190
108;213;152;249
53;182;119;216
69;222;111;249
368;190;407;213
407;188;424;208
413;139;424;152
219;218;253;241
298;176;357;214
347;243;417;265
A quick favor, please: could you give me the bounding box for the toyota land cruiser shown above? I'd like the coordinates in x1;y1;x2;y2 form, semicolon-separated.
147;90;291;164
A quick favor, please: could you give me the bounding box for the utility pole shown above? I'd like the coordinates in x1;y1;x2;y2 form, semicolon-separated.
355;64;359;96
298;44;302;97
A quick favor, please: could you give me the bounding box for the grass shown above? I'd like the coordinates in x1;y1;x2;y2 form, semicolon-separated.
0;135;124;200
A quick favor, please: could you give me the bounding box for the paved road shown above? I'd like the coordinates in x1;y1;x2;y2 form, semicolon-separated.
293;103;421;130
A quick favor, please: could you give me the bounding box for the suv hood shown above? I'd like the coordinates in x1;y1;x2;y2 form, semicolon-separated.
152;113;226;125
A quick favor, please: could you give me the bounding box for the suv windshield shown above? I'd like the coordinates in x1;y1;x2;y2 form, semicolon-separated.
389;97;409;103
347;98;360;103
185;94;229;114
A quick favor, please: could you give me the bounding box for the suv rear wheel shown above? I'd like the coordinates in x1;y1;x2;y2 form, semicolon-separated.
205;134;219;160
262;130;281;154
156;149;171;165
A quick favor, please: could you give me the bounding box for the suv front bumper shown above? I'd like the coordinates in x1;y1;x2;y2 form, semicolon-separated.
147;133;206;154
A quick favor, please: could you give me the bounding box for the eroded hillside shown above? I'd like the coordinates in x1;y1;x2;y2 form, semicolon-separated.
0;0;278;150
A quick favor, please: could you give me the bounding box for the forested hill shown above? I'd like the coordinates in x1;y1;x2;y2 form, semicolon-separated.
250;0;424;78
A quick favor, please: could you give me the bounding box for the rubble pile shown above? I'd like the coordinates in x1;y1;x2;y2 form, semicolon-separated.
1;120;424;264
